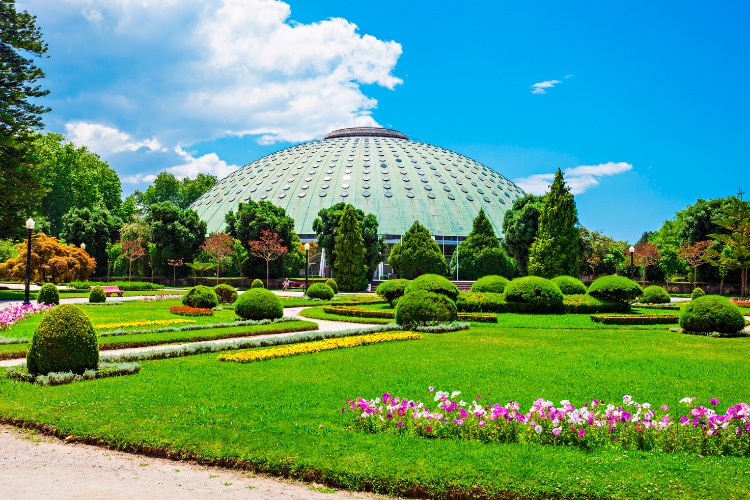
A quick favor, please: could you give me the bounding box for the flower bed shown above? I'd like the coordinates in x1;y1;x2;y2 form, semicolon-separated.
94;318;195;330
169;305;213;317
344;388;750;456
218;332;423;363
590;314;680;325
0;303;53;330
322;306;497;323
731;298;750;307
141;294;184;301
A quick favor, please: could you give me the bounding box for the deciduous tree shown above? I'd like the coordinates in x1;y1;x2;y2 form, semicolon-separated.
59;204;122;276
200;232;234;284
248;229;288;288
0;233;95;283
678;240;715;287
633;241;661;285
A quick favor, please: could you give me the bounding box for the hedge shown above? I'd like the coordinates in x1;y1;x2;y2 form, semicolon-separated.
590;314;680;325
456;292;628;314
322;306;497;323
67;281;164;291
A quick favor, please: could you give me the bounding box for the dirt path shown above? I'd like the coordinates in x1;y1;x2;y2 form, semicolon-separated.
0;424;387;499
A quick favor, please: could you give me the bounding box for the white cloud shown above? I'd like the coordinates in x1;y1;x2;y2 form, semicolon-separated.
122;173;157;184
65;122;164;155
166;147;239;180
514;162;633;195
530;79;562;95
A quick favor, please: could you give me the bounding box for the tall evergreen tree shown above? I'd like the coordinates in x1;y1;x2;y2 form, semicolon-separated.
0;1;49;237
450;209;514;280
527;168;579;278
333;205;368;291
388;220;447;279
501;194;544;275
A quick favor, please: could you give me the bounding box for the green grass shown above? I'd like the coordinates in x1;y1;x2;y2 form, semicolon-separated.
0;289;184;300
278;294;383;308
2;311;750;497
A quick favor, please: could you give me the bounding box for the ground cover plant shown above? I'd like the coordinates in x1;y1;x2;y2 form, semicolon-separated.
2;315;750;498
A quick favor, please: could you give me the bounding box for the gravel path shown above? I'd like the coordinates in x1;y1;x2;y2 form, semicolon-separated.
0;294;391;498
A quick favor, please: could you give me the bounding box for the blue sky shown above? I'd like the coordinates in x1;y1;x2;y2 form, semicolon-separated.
22;0;749;243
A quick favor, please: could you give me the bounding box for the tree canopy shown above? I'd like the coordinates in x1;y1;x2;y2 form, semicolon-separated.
388;220;447;279
333;205;368;291
0;1;49;237
450;209;514;280
126;171;217;214
146;201;206;275
501;193;544;276
59;204;122;276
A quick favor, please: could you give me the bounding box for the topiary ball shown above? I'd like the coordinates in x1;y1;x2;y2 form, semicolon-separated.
405;274;459;302
234;288;283;320
214;284;238;304
550;276;587;295
504;276;564;313
251;279;264;289
306;283;334;300
27;304;99;375
471;275;510;294
691;287;706;300
325;278;338;294
639;285;671;304
376;279;410;306
679;295;745;334
37;283;59;305
395;290;457;328
182;285;219;309
588;276;643;304
89;285;106;303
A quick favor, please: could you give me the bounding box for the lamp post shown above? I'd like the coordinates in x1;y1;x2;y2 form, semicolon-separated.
80;242;86;252
24;218;35;305
304;242;310;292
629;245;635;279
455;245;459;281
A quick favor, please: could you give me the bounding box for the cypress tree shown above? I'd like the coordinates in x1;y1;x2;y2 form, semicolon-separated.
388;220;448;279
333;205;368;291
450;209;514;279
527;168;579;278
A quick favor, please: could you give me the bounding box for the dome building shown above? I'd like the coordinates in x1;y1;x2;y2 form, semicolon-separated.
191;127;525;275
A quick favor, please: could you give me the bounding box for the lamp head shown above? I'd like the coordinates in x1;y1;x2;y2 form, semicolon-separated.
304;242;310;251
25;218;35;230
629;245;635;253
80;242;86;250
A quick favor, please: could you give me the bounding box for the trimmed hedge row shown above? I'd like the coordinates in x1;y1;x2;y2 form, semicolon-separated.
590;314;680;325
67;281;164;291
632;303;681;310
322;305;497;323
456;292;628;314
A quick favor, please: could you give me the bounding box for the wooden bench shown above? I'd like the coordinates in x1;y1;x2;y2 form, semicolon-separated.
90;285;124;297
284;280;306;290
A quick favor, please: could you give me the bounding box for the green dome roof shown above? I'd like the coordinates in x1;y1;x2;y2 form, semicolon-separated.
191;128;525;238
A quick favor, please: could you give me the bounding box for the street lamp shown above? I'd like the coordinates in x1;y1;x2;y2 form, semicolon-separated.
455;245;459;281
80;242;86;251
629;245;635;279
24;218;35;305
304;242;310;292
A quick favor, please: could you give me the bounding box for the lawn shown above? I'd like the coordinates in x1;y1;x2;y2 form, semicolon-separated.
2;307;750;498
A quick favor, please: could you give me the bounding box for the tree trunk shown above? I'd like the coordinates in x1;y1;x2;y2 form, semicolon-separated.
266;260;270;289
693;265;698;288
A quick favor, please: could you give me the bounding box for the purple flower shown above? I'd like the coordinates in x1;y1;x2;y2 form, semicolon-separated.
478;420;486;427
577;429;586;438
428;386;435;393
552;427;561;437
397;421;403;428
710;398;720;406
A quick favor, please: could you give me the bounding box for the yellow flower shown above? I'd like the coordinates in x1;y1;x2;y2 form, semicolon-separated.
95;319;195;330
218;332;422;363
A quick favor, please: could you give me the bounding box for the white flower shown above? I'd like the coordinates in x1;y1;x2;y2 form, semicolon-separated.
459;401;467;407
451;391;461;399
534;425;543;434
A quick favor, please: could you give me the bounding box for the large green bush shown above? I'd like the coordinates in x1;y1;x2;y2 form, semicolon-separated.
88;285;106;303
251;279;264;289
214;284;238;304
503;276;564;313
679;295;746;334
376;279;410;306
587;276;643;304
27;304;99;375
37;283;59;305
405;274;460;302
691;287;705;300
470;275;509;294
550;276;587;295
395;290;457;328
639;285;671;304
234;288;283;321
325;278;339;294
182;285;219;309
306;283;335;300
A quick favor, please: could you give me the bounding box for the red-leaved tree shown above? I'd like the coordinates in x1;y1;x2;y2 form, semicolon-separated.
122;238;146;282
633;242;661;284
247;229;288;288
678;240;715;287
200;232;234;284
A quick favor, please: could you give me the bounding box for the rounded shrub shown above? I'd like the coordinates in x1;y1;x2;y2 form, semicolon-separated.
234;288;283;321
376;279;410;306
88;285;106;303
37;283;59;305
214;284;238;304
306;283;335;300
325;278;338;294
395;290;457;328
587;276;643;304
691;287;706;300
504;277;564;313
639;285;671;304
27;304;99;375
550;276;587;296
679;295;745;334
471;275;509;294
182;285;219;309
251;279;264;289
405;274;460;302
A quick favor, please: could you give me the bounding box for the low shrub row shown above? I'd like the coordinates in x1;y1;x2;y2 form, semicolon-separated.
323;305;497;324
455;292;628;314
67;281;164;291
590;314;680;325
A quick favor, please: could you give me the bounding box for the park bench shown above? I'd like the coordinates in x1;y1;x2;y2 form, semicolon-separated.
90;285;125;297
287;280;306;290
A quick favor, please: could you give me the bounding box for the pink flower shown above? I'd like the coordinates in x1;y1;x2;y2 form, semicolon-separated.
710;398;720;406
552;427;561;436
577;429;586;438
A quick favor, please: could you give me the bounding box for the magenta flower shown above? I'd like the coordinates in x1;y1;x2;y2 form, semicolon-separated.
428;386;434;393
577;429;586;438
552;427;561;437
710;398;720;406
478;420;486;427
397;421;403;428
